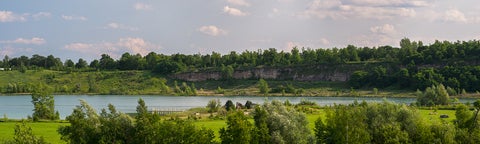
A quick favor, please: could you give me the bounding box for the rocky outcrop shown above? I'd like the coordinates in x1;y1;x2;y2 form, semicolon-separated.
172;64;360;82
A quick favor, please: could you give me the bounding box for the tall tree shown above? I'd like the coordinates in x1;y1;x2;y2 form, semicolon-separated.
31;85;58;121
64;59;74;68
75;58;88;69
99;54;116;70
58;100;101;144
220;111;253;144
258;79;269;95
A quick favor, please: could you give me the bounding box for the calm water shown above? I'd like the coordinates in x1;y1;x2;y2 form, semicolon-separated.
0;95;476;119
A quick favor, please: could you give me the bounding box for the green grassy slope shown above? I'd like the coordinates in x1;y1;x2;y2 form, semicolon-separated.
0;122;68;143
0;70;418;97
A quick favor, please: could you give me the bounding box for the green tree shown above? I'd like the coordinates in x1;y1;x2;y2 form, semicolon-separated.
8;121;48;144
258;79;269;95
145;52;160;70
59;99;215;144
99;54;117;70
207;99;221;113
220;111;253;144
318;105;370;144
245;100;254;109
349;70;369;89
153;60;186;75
225;100;235;111
416;84;450;106
64;59;74;68
133;98;159;143
258;101;315;144
31;85;58;121
89;60;100;69
455;104;473;129
221;64;234;80
252;106;270;144
98;104;135;143
454;101;480;143
315;101;443;144
58;100;101;144
75;58;88;69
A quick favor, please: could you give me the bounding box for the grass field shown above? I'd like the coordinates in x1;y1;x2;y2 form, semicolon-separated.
0;122;68;143
0;109;455;143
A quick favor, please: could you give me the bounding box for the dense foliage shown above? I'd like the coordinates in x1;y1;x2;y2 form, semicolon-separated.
57;99;215;144
2;39;479;70
416;84;450;106
1;38;480;92
315;101;480;144
6;98;480;143
31;85;59;121
220;101;314;144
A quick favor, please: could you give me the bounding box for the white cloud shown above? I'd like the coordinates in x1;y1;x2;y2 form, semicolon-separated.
227;0;250;7
443;9;467;23
0;11;51;22
345;24;399;47
347;34;397;47
283;39;331;51
134;3;152;10
61;15;87;21
119;38;151;55
0;11;27;22
298;0;421;20
223;6;248;16
0;37;46;45
64;37;161;58
0;46;16;56
268;8;281;18
370;24;397;35
105;22;138;31
345;0;428;7
285;41;301;51
0;46;33;56
32;12;51;20
198;25;227;36
320;38;330;45
273;8;279;13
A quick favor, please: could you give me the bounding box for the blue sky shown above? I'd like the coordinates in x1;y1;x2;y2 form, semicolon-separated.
1;0;480;61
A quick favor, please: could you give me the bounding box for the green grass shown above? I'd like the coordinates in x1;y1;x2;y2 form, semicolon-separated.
419;109;457;123
194;119;227;141
0;122;68;143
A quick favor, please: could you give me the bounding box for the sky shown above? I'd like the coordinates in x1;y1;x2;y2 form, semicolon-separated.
1;0;480;61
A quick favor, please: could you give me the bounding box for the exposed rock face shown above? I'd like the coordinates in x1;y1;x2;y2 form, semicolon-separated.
172;64;357;82
172;72;222;81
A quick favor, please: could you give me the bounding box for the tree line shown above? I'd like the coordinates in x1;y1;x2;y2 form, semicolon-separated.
8;98;480;144
348;63;480;92
1;38;479;73
1;38;480;92
316;100;480;144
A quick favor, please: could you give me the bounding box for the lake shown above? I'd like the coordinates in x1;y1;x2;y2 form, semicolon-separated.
0;95;477;119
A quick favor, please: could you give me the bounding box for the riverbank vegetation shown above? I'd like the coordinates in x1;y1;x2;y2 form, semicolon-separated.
0;38;480;97
2;97;480;143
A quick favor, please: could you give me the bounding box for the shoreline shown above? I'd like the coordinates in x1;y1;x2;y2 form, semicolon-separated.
1;92;480;98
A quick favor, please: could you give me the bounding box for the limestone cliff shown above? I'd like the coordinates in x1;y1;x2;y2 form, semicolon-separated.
172;64;363;82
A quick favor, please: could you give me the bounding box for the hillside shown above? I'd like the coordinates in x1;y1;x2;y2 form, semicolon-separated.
1;39;480;96
0;69;418;97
